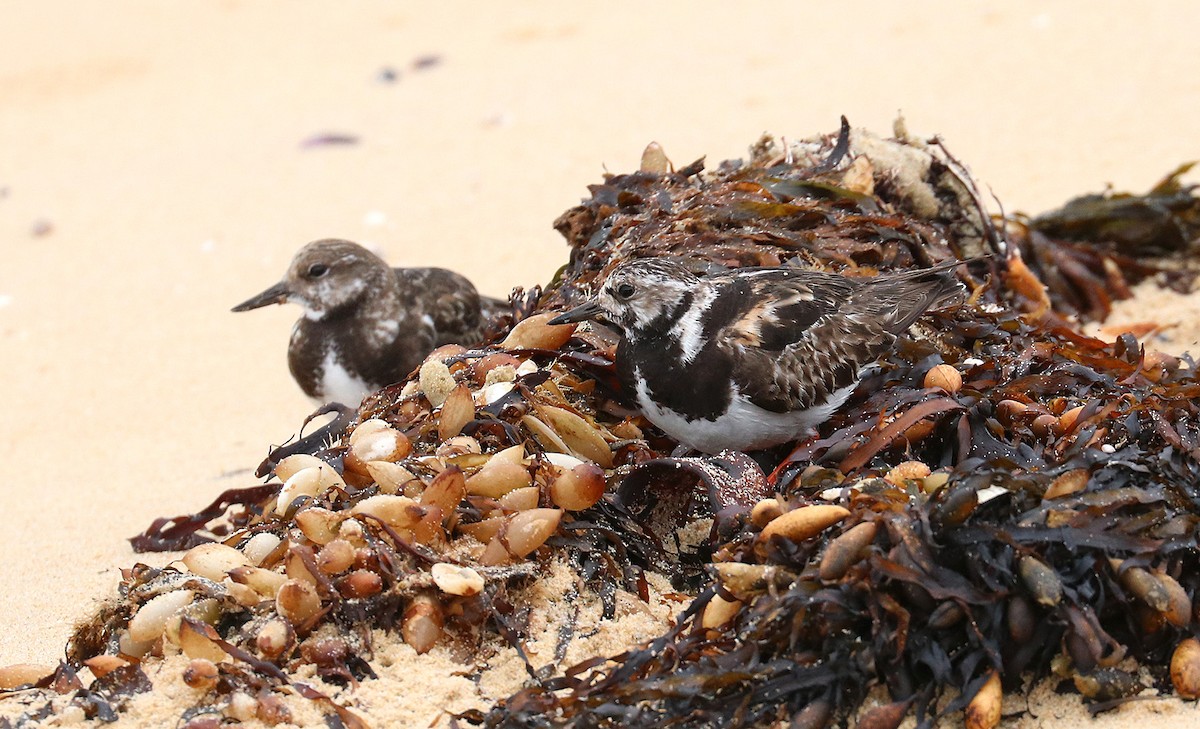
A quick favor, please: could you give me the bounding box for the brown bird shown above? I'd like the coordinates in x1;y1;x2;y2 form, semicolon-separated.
233;238;505;406
551;258;967;453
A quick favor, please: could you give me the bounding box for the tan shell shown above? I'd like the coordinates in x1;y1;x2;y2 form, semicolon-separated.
241;533;283;566
129;589;195;643
548;463;607;511
1044;469;1088;499
275;465;343;516
818;521;878;581
431;563;485;597
276;579;322;625
501;312;577;350
437;384;476;440
459;516;506;544
345;426;412;476
316;539;356;575
640;141;672;175
348;418;393;446
178;620;228;662
352;494;424;529
294;507;346;545
964;670;1002;729
255;618;294;660
365;461;422;495
701;594;741;629
0;663;54;690
480;508;563;565
338;570;383;599
749;498;784;529
537;405;614;467
498;486;541;512
757;505;850;549
182;658;219;691
402;593;444;654
923;364;962;393
1172;637;1200;699
182;543;251;582
420;466;467;516
228;566;289;597
884;461;931;486
465;451;532;498
83;655;129;679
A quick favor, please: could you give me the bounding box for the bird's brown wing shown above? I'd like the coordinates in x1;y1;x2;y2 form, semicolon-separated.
715;264;963;413
708;269;866;413
395;267;496;347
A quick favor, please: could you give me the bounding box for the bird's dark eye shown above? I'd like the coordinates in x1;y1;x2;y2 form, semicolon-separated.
615;282;635;299
308;263;329;278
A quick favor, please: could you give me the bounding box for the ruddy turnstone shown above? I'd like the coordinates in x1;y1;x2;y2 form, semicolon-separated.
550;258;967;454
233;238;505;406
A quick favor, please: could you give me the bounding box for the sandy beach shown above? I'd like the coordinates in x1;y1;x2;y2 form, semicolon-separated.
3;2;1200;726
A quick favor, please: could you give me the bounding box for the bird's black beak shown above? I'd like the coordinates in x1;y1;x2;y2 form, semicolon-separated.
548;300;604;325
232;281;290;312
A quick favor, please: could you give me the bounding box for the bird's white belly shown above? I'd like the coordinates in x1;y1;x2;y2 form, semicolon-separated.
317;350;372;407
635;379;855;454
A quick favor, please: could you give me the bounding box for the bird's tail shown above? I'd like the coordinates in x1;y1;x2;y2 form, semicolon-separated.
860;258;972;334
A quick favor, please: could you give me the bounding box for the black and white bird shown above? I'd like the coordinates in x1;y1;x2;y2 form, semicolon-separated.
550;258;967;454
233;239;505;406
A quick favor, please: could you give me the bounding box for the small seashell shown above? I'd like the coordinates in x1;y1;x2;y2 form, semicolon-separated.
538;405;614;467
1073;668;1144;701
365;461;421;495
345;426;412;476
348;418;393;446
178;620;228;662
1030;413;1058;437
129;590;196;643
481;381;515;405
274;467;328;516
712;563;797;599
351;494;424;528
436;435;481;459
256;692;293;725
294;507;344;545
701;594;741;629
548;463;606;511
182;543;251;582
1172;637;1200;699
639;141;672;175
255;618;294;660
964;670;1002;729
522;414;571;454
285;550;319;586
223;577;262;608
480;508;563;565
923;364;962;393
83;655;129;679
402;593;444;654
1018;555;1062;606
1044;469;1088;499
756;505;850;553
544;452;585;469
276;579;322;625
226;691;259;722
438;384;476;440
338;569;383;599
465;451;532;498
0;663;54;689
474;352;521;381
228;566;289;597
241;533;283;566
419;359;457;407
459;516;506;544
818;521;877;581
1056;405;1085;434
516;359;538;376
994;399;1027;425
884;461;931;486
431;563;485;596
502;312;577;350
316;539;356;575
420;466;467;518
273;453;326;483
749;498;784;529
498;485;541;511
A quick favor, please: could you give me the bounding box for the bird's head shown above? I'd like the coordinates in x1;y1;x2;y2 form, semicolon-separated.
550;258;701;333
232;239;388;320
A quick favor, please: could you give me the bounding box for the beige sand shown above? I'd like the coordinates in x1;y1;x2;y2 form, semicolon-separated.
3;2;1199;726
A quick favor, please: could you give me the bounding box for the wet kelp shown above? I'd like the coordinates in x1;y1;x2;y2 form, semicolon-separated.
6;122;1200;728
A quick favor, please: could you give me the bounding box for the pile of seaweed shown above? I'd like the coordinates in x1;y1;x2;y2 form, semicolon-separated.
5;122;1199;729
462;126;1200;727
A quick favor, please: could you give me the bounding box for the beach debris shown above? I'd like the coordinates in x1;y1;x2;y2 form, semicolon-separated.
16;122;1200;728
